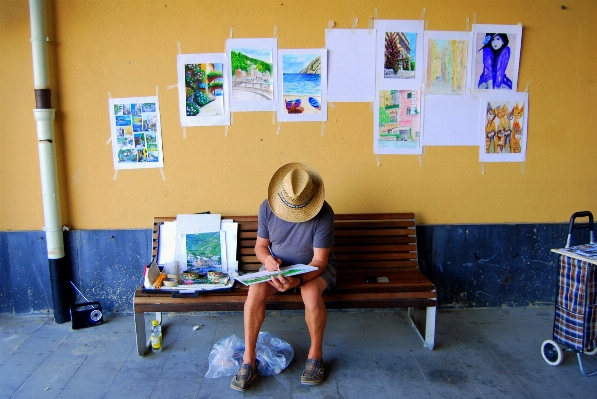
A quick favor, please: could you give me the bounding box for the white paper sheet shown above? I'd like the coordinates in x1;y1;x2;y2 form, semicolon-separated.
108;96;164;169
226;38;278;112
157;221;177;265
221;220;238;273
422;94;479;146
375;20;425;91
177;53;230;127
234;264;318;286
469;24;523;92
325;29;376;102
277;49;328;122
478;91;528;162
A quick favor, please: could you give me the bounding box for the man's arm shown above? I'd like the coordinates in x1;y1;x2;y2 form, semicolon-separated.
255;235;282;271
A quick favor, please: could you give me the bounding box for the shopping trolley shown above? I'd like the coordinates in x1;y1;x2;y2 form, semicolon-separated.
541;211;597;376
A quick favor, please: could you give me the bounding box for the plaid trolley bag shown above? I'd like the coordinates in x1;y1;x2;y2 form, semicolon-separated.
553;255;597;353
541;211;597;376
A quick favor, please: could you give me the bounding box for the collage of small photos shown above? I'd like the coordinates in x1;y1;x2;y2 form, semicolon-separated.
109;96;163;170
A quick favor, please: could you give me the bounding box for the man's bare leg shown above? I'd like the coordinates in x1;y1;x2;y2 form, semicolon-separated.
301;277;328;360
242;282;278;365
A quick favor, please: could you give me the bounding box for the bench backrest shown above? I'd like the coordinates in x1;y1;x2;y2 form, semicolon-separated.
152;213;419;275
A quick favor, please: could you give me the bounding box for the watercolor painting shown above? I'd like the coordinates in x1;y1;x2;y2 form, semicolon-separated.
375;89;422;154
384;32;417;79
185;232;222;274
426;38;468;95
472;24;522;91
230;48;274;101
479;92;528;162
184;63;224;116
109;96;163;169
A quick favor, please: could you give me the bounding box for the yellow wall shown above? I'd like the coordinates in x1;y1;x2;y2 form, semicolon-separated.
1;0;596;230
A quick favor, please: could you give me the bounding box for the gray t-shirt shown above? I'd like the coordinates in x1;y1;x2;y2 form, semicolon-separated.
257;199;337;282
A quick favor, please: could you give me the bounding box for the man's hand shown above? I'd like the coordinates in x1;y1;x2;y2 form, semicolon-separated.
264;254;282;272
268;274;298;292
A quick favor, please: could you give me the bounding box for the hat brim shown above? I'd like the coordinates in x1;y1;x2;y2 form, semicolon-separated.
268;162;325;223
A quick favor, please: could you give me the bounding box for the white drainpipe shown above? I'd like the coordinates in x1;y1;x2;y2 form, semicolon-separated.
29;0;70;323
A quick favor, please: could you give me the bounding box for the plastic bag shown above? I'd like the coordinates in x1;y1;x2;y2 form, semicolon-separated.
204;332;294;378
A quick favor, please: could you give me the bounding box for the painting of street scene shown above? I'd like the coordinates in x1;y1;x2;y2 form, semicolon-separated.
282;53;322;114
384;32;417;79
185;232;222;274
185;63;224;116
378;90;421;150
426;39;468;95
230;48;274;101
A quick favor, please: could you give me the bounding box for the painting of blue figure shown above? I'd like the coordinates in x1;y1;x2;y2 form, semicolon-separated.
384;32;417;79
475;33;516;90
281;53;322;114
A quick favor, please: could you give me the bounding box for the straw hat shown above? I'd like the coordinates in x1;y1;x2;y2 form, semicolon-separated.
268;162;325;223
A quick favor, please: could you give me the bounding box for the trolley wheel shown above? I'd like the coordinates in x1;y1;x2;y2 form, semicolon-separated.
542;340;564;366
585;347;597;356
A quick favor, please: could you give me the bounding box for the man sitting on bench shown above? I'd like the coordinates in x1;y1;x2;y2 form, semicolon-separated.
231;162;337;391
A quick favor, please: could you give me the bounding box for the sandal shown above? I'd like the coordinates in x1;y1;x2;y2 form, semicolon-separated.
301;358;324;385
230;363;258;391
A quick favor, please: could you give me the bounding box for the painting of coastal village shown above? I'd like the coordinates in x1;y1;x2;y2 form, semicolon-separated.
384;32;417;79
281;53;323;115
110;96;163;169
184;63;224;116
376;90;421;153
185;232;222;274
230;48;274;101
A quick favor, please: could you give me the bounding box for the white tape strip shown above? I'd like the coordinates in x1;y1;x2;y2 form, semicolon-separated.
160;168;166;181
521;162;525;174
276;122;281;134
351;17;358;34
321;121;325;136
418;155;423;167
108;92;112;99
374;8;378;20
420;8;426;25
474;13;477;25
524;81;530;92
106;137;112;145
183;127;186;138
273;25;277;38
272;111;276;124
466;17;470;32
481;162;484;175
376;155;380;166
229;26;233;38
328;21;335;29
167;84;179;89
113;170;118;180
368;18;374;34
230;112;234;125
468;89;477;100
329;102;335;109
224;125;228;136
177;41;181;54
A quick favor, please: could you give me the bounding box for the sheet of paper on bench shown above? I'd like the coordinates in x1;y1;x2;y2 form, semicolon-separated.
234;264;318;286
157;221;177;265
221;220;238;273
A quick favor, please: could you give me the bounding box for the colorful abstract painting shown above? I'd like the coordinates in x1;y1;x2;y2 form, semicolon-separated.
374;89;423;155
426;35;469;95
109;96;163;169
277;49;327;122
479;91;528;162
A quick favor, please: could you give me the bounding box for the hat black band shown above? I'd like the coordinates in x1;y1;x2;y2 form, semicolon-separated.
278;189;313;209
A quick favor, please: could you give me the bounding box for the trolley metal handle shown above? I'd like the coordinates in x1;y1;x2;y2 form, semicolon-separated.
565;211;595;248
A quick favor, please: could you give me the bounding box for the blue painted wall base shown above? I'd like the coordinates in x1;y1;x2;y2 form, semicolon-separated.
0;223;589;316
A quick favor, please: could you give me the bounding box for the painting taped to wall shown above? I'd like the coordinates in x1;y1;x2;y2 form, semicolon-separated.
375;20;424;90
226;38;277;112
479;91;528;162
424;31;472;95
374;89;423;155
177;53;230;127
470;24;522;92
277;49;327;122
108;96;164;169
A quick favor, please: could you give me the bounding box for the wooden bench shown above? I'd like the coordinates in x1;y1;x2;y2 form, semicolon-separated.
133;213;437;355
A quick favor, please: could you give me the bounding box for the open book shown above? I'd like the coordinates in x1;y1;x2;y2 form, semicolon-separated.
234;264;318;286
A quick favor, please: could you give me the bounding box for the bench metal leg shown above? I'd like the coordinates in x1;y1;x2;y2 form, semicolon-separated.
134;311;148;356
408;306;436;350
